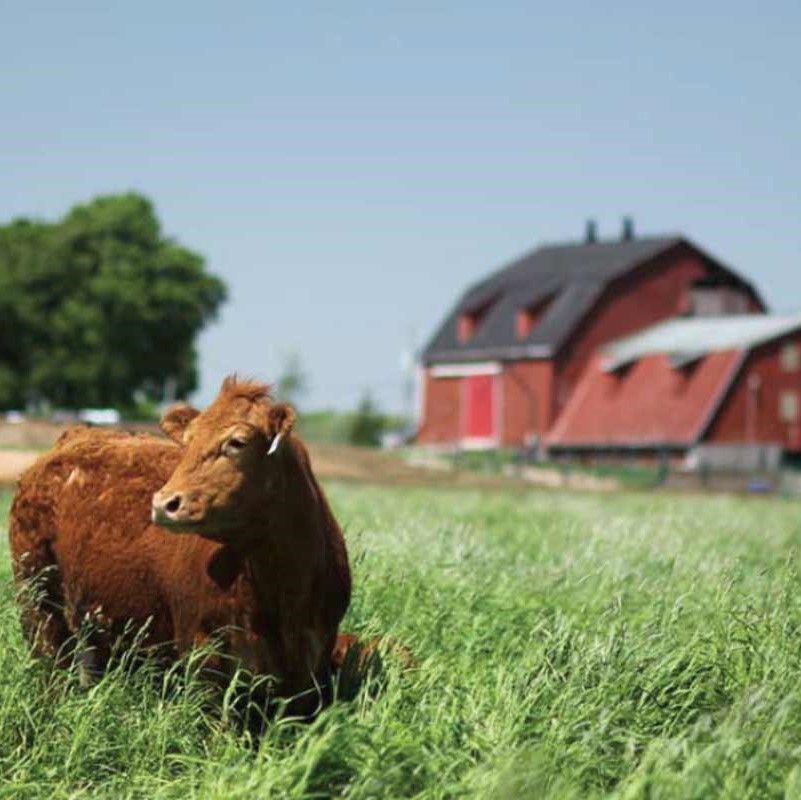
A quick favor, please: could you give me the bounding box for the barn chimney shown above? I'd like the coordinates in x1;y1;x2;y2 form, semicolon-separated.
621;216;635;241
585;219;598;244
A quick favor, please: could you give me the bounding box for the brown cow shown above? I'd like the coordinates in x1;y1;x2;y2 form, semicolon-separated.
9;377;353;717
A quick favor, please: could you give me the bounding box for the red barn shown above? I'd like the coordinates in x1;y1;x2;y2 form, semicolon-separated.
417;226;765;449
546;315;801;462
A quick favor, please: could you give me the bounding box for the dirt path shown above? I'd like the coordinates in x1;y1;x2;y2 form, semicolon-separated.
0;422;620;493
0;444;621;492
0;419;528;489
0;443;554;492
0;450;40;485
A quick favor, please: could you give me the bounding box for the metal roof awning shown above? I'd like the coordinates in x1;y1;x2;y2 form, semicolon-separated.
602;314;801;373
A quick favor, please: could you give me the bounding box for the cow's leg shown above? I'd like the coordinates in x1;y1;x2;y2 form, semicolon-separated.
67;605;117;686
75;643;102;687
331;632;413;673
330;633;414;701
12;540;73;667
331;632;358;673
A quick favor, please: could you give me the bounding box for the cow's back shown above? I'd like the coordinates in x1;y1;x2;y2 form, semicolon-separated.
9;427;184;648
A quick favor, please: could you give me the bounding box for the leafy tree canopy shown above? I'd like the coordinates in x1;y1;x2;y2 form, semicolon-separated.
0;193;227;410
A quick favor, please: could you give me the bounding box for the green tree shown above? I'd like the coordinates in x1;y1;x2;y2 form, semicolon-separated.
0;193;226;410
348;391;385;447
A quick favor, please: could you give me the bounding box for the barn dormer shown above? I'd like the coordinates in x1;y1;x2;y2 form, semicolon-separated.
516;294;554;339
457;296;495;343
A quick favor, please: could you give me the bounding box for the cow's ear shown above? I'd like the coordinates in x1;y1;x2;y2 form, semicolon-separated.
268;403;296;436
266;402;296;454
160;403;200;443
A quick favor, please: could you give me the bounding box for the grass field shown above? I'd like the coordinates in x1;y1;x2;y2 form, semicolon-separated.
2;484;801;798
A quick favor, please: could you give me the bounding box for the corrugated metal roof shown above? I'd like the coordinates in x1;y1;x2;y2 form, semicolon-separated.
422;235;764;364
604;314;801;371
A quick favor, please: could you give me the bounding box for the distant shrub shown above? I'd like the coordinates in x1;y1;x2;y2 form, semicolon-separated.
297;399;405;447
349;392;384;448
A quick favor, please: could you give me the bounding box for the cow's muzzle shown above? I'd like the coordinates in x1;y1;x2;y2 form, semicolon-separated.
152;490;192;528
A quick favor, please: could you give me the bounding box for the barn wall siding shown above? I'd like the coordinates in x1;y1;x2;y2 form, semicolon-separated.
706;334;801;451
417;371;461;444
418;362;555;448
554;250;714;414
501;360;554;446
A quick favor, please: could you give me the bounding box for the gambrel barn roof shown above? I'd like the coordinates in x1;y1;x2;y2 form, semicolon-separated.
422;236;764;365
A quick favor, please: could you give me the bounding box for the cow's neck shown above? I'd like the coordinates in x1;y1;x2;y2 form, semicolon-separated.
241;441;327;674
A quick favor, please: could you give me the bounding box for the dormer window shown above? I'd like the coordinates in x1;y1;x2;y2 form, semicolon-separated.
516;295;553;339
457;297;495;343
458;313;478;342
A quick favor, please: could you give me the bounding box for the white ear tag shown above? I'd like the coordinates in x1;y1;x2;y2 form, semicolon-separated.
268;432;283;456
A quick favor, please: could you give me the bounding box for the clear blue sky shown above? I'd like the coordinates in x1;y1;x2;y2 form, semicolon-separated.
2;2;799;412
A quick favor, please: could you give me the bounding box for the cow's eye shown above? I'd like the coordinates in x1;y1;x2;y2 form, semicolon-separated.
225;436;247;452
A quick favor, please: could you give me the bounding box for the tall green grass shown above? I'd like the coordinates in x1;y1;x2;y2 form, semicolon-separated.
2;484;801;798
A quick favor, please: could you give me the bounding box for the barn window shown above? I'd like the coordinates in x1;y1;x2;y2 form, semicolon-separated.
781;344;800;373
780;391;799;422
457;314;477;342
688;279;750;317
516;295;553;339
457;297;496;343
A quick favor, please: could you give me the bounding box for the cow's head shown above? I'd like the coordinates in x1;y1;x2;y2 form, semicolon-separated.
151;376;296;540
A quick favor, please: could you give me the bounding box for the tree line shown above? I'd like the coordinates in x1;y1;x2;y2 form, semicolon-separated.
0;193;226;412
0;192;404;446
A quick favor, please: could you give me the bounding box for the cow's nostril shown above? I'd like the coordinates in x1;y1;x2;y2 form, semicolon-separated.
164;495;182;514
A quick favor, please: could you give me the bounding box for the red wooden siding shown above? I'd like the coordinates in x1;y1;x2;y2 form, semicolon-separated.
706;333;801;452
417;373;460;444
554;248;714;415
417;363;556;447
500;360;554;445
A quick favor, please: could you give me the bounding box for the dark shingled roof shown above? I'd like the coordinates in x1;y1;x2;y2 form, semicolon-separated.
422;236;763;364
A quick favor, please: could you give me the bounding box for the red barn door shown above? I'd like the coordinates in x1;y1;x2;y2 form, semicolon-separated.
463;374;496;441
